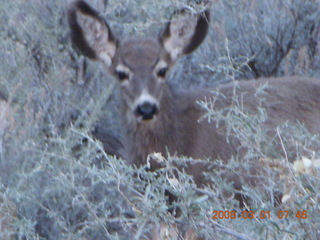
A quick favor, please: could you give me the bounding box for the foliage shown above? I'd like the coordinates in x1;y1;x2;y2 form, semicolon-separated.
0;0;319;239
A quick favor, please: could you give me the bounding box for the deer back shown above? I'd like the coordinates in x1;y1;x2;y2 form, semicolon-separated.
67;0;320;171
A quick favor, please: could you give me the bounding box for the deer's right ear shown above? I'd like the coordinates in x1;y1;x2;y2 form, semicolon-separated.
68;1;117;67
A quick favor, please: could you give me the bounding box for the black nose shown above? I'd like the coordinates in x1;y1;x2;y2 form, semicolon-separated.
136;102;158;120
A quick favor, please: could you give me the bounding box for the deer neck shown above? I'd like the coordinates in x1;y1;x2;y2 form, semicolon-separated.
123;85;181;167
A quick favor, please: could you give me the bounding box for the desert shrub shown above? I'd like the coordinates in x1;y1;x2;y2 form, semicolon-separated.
0;0;319;239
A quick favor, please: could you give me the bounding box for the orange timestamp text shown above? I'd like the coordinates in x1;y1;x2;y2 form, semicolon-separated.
212;210;308;220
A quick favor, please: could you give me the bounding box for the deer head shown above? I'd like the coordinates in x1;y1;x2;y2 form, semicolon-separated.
68;1;209;124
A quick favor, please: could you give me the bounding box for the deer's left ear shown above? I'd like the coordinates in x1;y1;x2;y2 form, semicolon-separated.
160;9;210;61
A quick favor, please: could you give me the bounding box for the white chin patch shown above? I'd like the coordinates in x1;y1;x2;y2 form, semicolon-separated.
137;115;157;123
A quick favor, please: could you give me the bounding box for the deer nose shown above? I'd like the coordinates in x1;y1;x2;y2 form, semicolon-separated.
136;102;158;120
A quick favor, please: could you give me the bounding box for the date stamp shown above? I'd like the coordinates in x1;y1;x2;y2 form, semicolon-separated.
212;210;308;220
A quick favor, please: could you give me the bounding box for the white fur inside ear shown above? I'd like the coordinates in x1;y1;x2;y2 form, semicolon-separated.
163;42;181;61
163;14;198;61
76;10;116;67
100;46;116;66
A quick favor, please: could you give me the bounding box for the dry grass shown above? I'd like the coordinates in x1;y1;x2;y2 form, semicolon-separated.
0;0;319;239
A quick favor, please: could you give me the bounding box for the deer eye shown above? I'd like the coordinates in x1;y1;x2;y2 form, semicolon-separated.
116;71;129;81
157;68;168;78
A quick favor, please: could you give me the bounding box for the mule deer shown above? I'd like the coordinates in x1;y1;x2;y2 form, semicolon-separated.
68;0;320;170
68;0;320;237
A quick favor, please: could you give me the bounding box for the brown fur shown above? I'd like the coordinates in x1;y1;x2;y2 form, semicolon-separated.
125;76;320;184
68;0;320;173
68;1;320;239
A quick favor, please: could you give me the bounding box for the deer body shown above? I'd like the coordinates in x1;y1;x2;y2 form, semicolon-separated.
125;76;320;184
68;1;320;177
68;1;320;239
123;85;235;164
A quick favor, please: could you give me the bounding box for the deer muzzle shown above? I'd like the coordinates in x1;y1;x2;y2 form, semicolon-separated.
135;102;159;121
